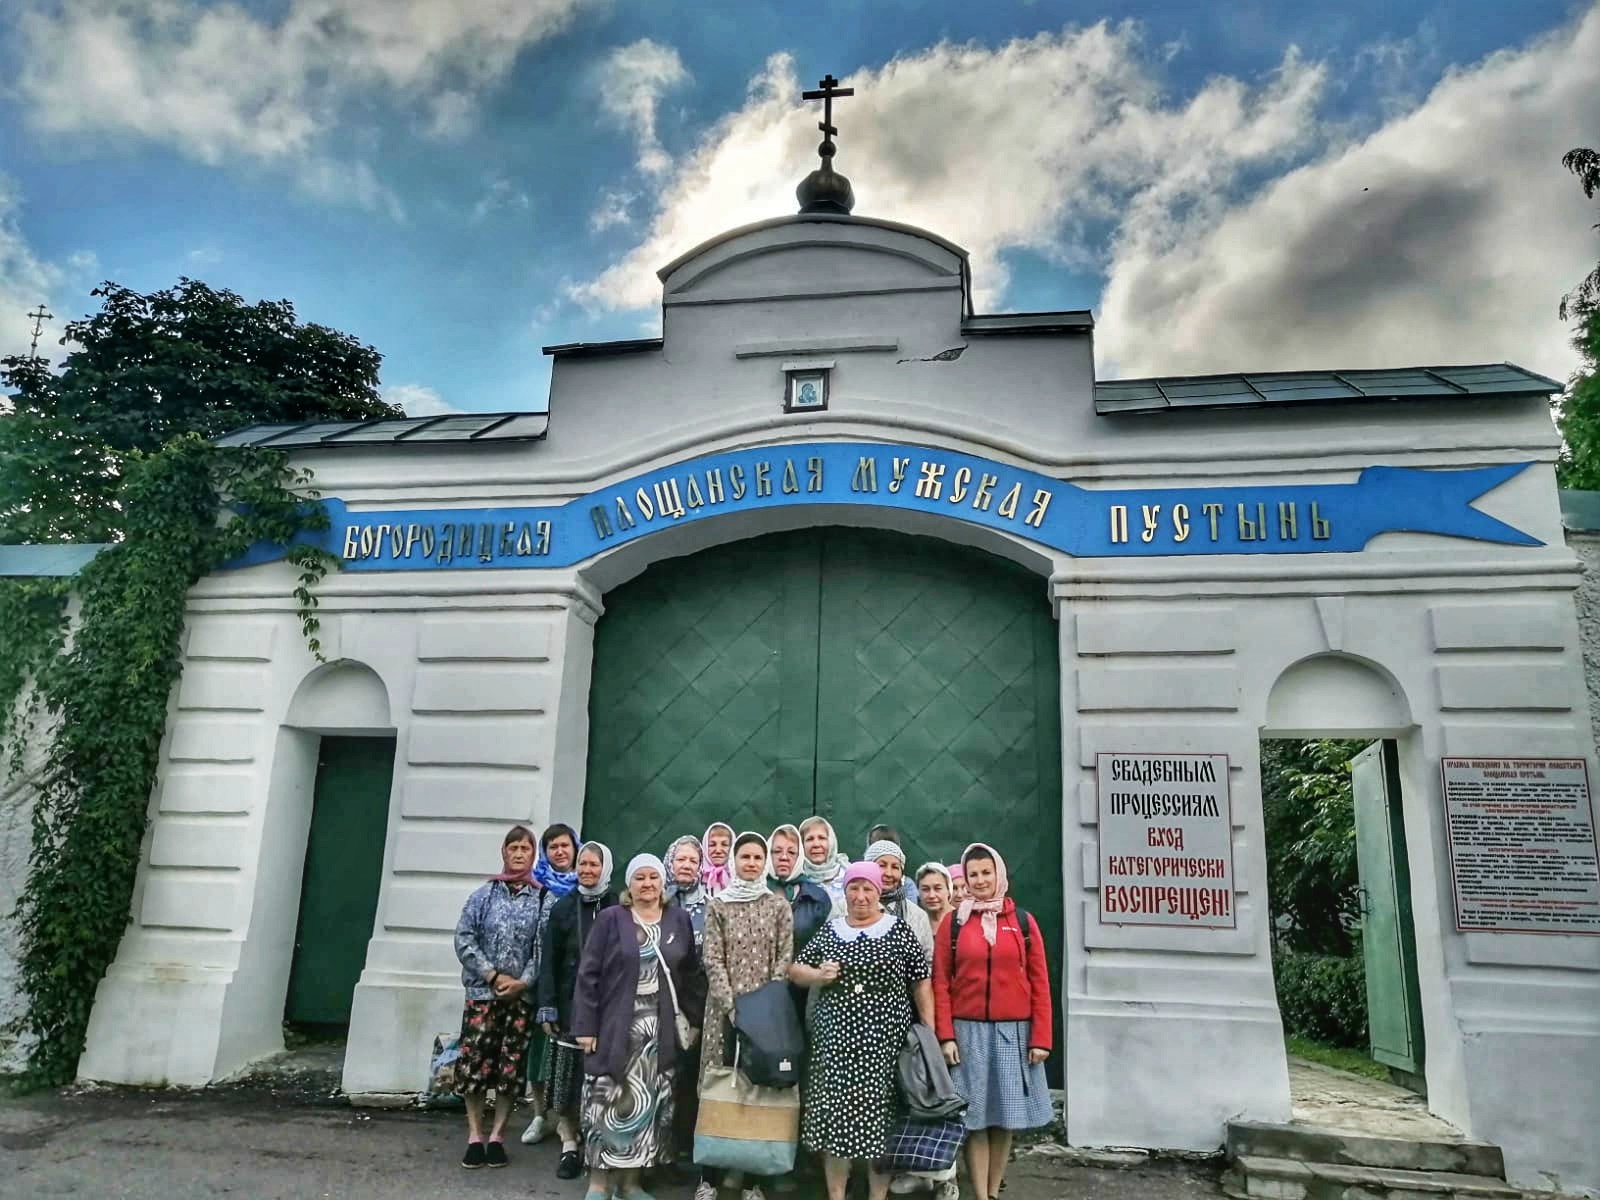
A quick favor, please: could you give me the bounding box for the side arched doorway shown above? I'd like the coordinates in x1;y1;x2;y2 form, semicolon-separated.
584;526;1064;1019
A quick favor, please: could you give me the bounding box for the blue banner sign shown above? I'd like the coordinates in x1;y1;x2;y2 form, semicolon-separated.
227;440;1540;573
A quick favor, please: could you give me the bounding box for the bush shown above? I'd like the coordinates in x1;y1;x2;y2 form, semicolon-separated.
1274;950;1368;1048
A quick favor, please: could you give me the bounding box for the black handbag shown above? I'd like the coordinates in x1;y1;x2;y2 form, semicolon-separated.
732;979;806;1089
896;1024;968;1121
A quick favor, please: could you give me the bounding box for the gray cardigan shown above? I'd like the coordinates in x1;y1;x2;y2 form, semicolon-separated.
570;904;705;1081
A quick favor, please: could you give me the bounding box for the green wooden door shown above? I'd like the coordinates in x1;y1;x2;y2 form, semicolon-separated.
285;737;396;1027
1352;740;1425;1079
585;527;1064;1033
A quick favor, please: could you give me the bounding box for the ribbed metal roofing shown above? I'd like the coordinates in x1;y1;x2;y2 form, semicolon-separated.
1095;363;1563;416
213;411;548;448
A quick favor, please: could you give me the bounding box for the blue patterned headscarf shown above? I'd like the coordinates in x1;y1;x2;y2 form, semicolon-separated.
533;823;580;897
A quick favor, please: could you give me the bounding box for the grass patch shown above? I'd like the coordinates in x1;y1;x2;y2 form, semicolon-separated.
1286;1035;1388;1080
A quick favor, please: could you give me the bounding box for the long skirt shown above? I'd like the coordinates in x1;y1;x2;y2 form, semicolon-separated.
581;991;676;1169
455;996;531;1096
951;1019;1052;1131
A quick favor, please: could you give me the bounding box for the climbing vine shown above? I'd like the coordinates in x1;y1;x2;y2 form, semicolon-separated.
1;434;334;1087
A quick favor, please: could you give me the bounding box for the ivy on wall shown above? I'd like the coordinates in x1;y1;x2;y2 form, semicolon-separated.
0;435;332;1087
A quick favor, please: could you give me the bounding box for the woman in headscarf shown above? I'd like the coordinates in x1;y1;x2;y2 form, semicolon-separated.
788;863;934;1200
452;825;544;1169
702;822;735;895
521;822;581;1147
946;863;968;904
664;835;711;947
798;816;850;910
915;863;956;931
695;832;796;1200
769;824;833;967
863;839;933;956
535;841;618;1180
575;853;705;1200
932;844;1053;1200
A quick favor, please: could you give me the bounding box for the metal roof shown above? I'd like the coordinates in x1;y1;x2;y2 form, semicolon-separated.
962;311;1094;335
213;411;549;449
542;337;664;360
1095;363;1564;416
0;543;109;577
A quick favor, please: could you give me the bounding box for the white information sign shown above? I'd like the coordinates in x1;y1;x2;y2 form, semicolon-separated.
1441;757;1600;934
1097;752;1235;928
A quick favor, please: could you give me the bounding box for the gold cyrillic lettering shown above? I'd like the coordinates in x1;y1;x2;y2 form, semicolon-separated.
780;459;800;494
477;522;495;562
1237;503;1263;541
420;527;436;557
998;482;1022;520
635;487;655;521
1173;503;1190;543
534;520;551;556
356;526;376;559
1278;501;1298;540
730;465;747;500
684;475;705;509
950;467;971;504
1140;504;1161;543
889;457;910;494
1024;489;1051;528
807;456;824;492
500;522;517;556
590;508;613;539
1311;502;1331;539
515;523;534;555
457;525;475;560
1109;505;1129;544
915;461;946;499
756;460;774;497
437;524;455;563
654;478;686;518
404;524;422;558
1202;503;1223;540
851;457;878;492
615;497;636;529
705;468;726;505
973;473;998;511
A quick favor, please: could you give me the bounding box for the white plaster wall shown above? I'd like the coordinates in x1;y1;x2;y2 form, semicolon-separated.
68;210;1600;1193
0;756;38;1073
1566;530;1600;748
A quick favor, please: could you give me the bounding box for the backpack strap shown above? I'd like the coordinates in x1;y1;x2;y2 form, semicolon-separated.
949;906;1033;960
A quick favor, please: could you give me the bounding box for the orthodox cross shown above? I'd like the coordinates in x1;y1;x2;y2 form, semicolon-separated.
26;304;52;361
801;73;854;159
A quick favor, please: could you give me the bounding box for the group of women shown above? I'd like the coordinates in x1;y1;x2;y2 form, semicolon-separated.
452;816;1053;1200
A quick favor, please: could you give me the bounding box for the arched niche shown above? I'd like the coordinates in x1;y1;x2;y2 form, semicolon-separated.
284;660;393;734
1262;653;1413;738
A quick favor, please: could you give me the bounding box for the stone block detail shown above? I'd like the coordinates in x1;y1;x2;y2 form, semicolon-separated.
138;875;238;932
411;665;549;714
1430;602;1566;652
407;716;547;768
176;664;270;712
166;717;257;763
1076;606;1237;655
400;768;542;821
1077;663;1238;712
1435;664;1572;712
148;819;248;870
417;616;551;662
157;767;255;815
185;618;277;661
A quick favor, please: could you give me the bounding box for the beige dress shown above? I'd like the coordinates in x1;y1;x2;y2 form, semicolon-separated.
700;889;795;1086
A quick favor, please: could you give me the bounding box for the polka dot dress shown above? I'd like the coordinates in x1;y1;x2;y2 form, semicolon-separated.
797;917;930;1160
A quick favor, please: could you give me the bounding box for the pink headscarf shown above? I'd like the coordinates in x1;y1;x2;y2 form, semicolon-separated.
840;861;884;893
702;822;735;894
956;843;1009;945
947;863;965;882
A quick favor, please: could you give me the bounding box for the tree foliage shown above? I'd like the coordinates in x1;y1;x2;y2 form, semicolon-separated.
1556;147;1600;489
1261;738;1367;956
1;278;396;543
0;277;394;1085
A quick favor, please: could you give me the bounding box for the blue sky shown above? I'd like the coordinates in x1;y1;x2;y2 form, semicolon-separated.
1;0;1596;416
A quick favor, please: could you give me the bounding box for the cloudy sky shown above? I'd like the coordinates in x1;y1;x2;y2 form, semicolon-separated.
1;0;1596;416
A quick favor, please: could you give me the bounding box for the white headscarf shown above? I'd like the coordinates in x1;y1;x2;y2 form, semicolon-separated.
577;841;614;898
798;816;850;887
626;852;666;888
718;832;773;904
768;823;804;884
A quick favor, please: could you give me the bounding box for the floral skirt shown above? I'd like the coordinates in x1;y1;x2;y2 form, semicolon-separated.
581;990;676;1169
455;997;531;1096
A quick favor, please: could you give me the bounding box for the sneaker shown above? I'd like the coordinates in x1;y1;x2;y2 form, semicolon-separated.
461;1142;487;1169
888;1177;918;1195
520;1115;549;1145
740;1188;766;1200
557;1150;583;1180
694;1182;719;1200
936;1183;960;1200
485;1140;509;1168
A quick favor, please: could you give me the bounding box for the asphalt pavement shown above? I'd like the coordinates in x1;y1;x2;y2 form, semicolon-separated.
0;1083;1227;1200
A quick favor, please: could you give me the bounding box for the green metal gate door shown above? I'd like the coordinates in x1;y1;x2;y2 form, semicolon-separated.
585;527;1063;989
1352;739;1425;1081
285;736;396;1027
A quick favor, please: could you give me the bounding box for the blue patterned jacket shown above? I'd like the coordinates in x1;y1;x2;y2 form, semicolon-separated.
454;880;543;1002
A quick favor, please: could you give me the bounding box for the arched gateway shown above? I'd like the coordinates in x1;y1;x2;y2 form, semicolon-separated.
64;97;1600;1197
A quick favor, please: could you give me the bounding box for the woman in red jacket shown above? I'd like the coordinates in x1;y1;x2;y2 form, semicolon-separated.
931;843;1052;1200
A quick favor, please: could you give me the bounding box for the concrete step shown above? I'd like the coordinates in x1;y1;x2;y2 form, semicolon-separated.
1227;1119;1506;1180
1221;1154;1581;1200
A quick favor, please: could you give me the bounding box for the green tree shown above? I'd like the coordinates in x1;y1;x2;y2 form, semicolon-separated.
1555;147;1600;489
1;278;398;543
1261;738;1366;955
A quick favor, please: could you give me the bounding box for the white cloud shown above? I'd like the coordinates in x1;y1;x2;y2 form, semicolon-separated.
594;39;690;177
12;0;592;210
590;187;638;232
1097;7;1600;381
471;175;533;223
0;177;68;365
384;382;462;417
568;29;1327;312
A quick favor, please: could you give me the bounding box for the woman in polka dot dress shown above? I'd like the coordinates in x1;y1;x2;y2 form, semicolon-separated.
789;861;934;1200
